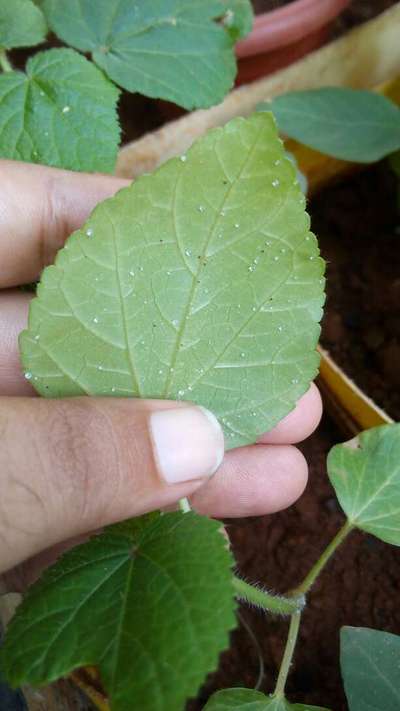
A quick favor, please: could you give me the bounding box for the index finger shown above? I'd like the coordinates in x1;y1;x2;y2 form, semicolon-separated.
0;160;129;288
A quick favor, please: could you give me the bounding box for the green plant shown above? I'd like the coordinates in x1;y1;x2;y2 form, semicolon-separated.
1;110;399;710
259;87;400;164
0;0;253;172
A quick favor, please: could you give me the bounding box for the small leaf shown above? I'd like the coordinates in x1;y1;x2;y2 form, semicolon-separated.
20;113;324;449
340;626;400;711
221;0;254;41
261;88;400;163
203;688;330;710
327;424;400;545
42;0;252;109
0;48;120;172
0;0;47;49
1;512;236;711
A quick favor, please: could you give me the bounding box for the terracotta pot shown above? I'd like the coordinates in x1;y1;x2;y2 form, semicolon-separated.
235;0;352;85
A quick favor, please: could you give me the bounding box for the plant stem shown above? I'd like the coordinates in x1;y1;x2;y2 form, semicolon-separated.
179;497;191;513
233;576;305;616
269;521;353;698
294;520;353;596
0;50;12;73
273;611;301;697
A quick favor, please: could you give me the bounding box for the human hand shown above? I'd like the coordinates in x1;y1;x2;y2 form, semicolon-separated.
0;161;322;586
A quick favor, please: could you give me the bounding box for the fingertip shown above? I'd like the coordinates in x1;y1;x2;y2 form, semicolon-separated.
191;443;308;518
258;383;322;445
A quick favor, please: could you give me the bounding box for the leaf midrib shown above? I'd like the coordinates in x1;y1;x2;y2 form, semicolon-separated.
162;125;264;399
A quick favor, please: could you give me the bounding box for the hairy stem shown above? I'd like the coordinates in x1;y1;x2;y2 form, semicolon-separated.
274;611;302;697
294;520;353;596
0;50;12;73
233;576;305;615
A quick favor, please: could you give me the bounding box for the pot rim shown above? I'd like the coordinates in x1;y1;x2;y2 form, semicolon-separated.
236;0;352;58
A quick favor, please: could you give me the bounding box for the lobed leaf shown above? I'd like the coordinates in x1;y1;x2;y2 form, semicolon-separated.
42;0;253;109
1;512;236;711
20;113;325;449
203;688;330;710
340;626;400;711
261;88;400;163
327;424;400;545
0;48;120;172
0;0;47;49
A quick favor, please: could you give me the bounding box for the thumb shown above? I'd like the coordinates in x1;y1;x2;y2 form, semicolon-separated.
0;397;224;573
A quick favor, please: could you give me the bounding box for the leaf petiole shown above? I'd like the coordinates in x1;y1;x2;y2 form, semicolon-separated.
179;497;192;513
0;49;12;73
233;576;305;616
293;520;353;596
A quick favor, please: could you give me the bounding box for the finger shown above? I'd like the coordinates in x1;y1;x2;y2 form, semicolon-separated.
191;443;308;518
257;383;322;444
2;443;308;592
0;161;129;288
0;290;33;396
0;398;224;573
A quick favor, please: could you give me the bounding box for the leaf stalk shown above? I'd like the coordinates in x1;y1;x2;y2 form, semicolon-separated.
0;50;12;73
233;576;305;616
293;520;353;596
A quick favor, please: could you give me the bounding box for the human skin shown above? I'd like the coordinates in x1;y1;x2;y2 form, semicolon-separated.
0;161;322;588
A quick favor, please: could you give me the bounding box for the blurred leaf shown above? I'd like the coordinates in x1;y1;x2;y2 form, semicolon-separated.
328;424;400;545
204;688;331;710
0;0;47;49
42;0;252;109
221;0;254;41
341;626;400;711
1;513;236;711
260;88;400;163
20;113;324;449
0;48;120;172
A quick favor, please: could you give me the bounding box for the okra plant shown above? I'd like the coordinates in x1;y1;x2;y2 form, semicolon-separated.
1;111;399;711
0;0;253;171
1;2;400;710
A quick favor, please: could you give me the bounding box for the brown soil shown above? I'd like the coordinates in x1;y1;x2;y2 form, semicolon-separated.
189;420;400;710
317;164;400;421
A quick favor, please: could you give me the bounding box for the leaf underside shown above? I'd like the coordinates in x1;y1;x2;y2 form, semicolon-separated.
0;48;120;172
42;0;253;109
264;88;400;163
340;626;400;711
20;113;325;449
203;688;331;710
0;513;236;711
327;423;400;545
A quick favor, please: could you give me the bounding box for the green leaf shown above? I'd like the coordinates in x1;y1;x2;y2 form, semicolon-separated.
261;88;400;163
20;113;324;449
42;0;252;109
0;0;47;49
203;688;330;710
340;626;400;711
327;424;400;545
1;512;236;711
221;0;254;41
0;48;120;172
